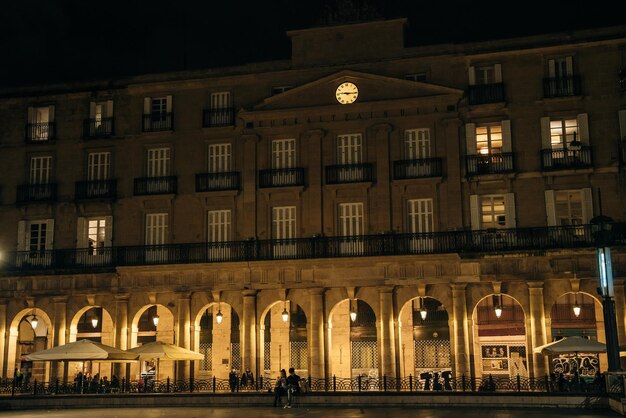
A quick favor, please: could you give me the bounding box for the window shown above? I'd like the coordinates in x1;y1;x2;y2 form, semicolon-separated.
407;199;434;233
207;92;232;126
404;129;430;159
469;64;502;85
207;210;231;242
147;148;170;177
337;134;362;164
150;97;168;122
76;216;112;259
272;206;296;239
405;73;428;82
475;124;503;155
17;219;54;266
143;96;172;131
87;152;111;180
549;119;578;149
208;143;231;173
480;195;506;229
338;203;363;236
271;139;296;169
555;191;583;226
28;222;47;253
211;92;231;109
145;213;168;245
27;106;54;141
550;57;573;80
29;156;52;184
271;86;292;95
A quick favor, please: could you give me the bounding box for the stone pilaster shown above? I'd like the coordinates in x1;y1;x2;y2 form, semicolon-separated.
0;300;7;378
379;286;397;377
451;284;471;377
242;290;258;375
308;288;325;378
176;292;192;379
51;296;68;382
113;294;129;379
528;282;548;378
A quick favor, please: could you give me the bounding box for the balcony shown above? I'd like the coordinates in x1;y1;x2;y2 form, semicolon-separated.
620;139;626;166
195;172;240;192
16;183;57;204
142;113;172;132
75;180;117;200
26;122;55;143
134;176;177;195
83;118;114;138
393;158;442;180
325;163;374;184
466;153;515;176
543;75;582;98
203;108;235;128
2;223;624;274
541;147;592;170
468;83;505;105
259;168;306;188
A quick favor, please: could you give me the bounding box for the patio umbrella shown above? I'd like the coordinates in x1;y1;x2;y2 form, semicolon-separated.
533;336;606;355
125;341;204;381
24;339;139;362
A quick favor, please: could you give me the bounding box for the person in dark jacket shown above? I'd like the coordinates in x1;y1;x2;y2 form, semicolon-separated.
284;367;301;408
273;369;287;407
240;368;254;390
229;368;238;392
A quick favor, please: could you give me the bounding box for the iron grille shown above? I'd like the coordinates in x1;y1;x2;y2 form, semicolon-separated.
231;342;241;372
290;341;308;370
200;342;212;371
351;341;378;369
264;341;271;372
414;339;451;369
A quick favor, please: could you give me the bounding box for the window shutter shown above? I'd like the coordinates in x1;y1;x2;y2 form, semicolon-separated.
548;59;556;78
89;102;96;119
566;56;573;76
76;217;87;249
544;190;557;226
104;216;113;247
540;117;551;149
582;188;593;223
166;95;173;113
504;193;516;228
48;105;55;122
470;195;480;230
465;123;476;155
619;110;626;139
45;219;55;250
577;113;589;145
106;100;114;118
468;66;476;85
143;97;151;115
17;221;26;251
494;64;502;83
27;107;35;124
501;120;512;153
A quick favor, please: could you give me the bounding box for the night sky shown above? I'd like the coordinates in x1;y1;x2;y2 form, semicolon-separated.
0;0;624;88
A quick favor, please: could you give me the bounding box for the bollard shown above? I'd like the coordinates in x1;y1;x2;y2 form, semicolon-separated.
409;375;413;392
333;375;336;392
212;376;216;393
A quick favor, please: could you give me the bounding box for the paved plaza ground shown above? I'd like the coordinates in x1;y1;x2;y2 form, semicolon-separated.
0;407;619;418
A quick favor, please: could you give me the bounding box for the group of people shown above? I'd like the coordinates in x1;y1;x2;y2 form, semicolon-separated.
228;368;255;392
273;367;304;408
73;372;120;393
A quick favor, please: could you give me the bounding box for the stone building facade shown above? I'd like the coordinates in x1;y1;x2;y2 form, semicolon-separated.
0;18;626;385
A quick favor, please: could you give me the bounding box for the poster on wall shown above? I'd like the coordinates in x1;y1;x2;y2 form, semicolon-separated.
481;345;508;373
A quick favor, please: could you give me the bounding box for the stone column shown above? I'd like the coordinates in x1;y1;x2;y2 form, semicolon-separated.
242;290;258;375
113;294;129;379
379;286;397;377
451;284;471;377
0;300;7;378
613;282;626;369
177;292;192;380
308;288;325;379
528;282;548;378
51;296;68;382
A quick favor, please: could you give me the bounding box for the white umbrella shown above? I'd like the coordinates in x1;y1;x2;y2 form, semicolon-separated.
24;339;139;362
126;341;204;381
533;336;606;355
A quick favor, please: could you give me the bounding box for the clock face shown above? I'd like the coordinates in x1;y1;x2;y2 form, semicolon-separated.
336;82;359;104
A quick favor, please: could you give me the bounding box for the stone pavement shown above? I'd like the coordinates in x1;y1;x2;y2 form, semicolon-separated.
0;407;618;418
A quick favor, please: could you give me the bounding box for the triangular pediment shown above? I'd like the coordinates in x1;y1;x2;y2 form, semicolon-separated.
251;70;462;112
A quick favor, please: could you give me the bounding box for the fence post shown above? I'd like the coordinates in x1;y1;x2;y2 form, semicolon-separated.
308;375;312;392
190;376;194;393
358;375;362;392
333;375;336;392
383;375;387;392
409;375;413;392
259;376;263;391
55;378;59;395
33;379;37;396
11;373;15;397
212;376;216;393
167;377;171;393
545;374;550;393
462;374;466;392
516;374;521;392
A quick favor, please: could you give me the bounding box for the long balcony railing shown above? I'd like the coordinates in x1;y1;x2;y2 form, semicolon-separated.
259;168;306;188
541;147;592;170
25;122;55;143
543;75;582;98
2;223;624;274
142;113;172;132
393;158;442;179
195;172;240;192
134;176;177;195
202;108;235;127
468;83;505;105
16;183;57;204
466;153;515;176
83;118;114;138
75;180;117;200
326;163;374;184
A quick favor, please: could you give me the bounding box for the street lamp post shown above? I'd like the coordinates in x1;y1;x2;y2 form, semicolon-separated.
590;215;621;372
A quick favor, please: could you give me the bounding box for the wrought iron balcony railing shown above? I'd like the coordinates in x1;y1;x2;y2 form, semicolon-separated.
543;75;582;98
202;108;235;128
326;163;374;184
468;83;505;105
393;158;442;179
195;172;240;192
541;147;592;170
75;180;117;200
259;168;306;188
620;139;626;166
25;122;55;143
2;223;624;274
466;153;515;176
142;113;172;132
134;176;177;195
83;118;114;138
16;183;57;204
